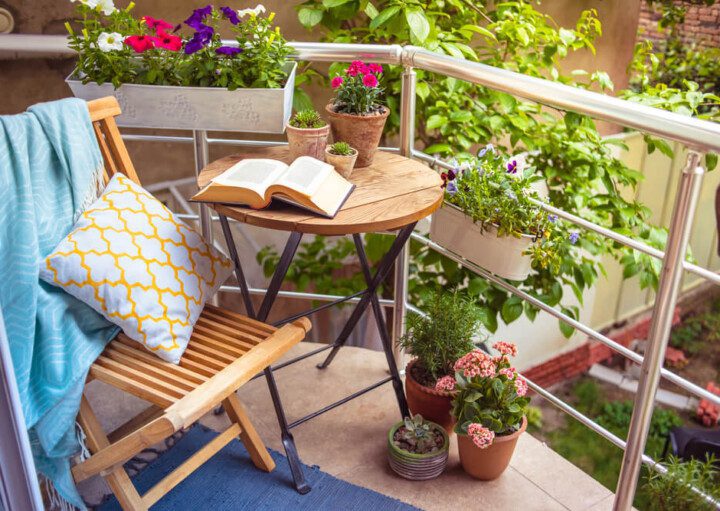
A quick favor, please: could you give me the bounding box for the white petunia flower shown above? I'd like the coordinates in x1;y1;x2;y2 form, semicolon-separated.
96;0;117;15
96;32;124;52
238;4;266;17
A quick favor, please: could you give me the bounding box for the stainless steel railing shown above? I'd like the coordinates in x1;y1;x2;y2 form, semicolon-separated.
2;33;720;509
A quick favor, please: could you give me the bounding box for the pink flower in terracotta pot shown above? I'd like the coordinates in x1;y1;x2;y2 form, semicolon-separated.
467;423;495;449
362;73;379;87
434;375;456;392
331;76;344;89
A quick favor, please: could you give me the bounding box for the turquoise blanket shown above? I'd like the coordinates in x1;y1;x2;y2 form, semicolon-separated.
0;98;119;509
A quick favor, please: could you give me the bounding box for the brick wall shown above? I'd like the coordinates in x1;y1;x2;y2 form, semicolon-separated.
638;0;720;47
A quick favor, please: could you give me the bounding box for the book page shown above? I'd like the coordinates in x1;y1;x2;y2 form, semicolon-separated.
212;159;288;195
276;156;332;196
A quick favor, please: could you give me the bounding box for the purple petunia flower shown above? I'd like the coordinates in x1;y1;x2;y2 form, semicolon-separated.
548;214;558;223
507;160;518;174
446;181;458;195
220;6;240;25
216;45;242;56
184;25;214;54
184;5;213;30
569;231;580;244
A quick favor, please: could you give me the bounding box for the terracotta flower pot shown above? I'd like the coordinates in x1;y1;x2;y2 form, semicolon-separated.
325;103;389;167
457;416;527;480
285;122;330;161
405;359;456;433
387;419;449;481
324;145;358;178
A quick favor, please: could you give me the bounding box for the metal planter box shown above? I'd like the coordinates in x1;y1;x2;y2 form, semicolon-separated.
66;62;296;133
430;203;535;281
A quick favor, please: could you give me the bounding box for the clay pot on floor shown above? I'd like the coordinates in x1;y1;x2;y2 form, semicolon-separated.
457;416;527;480
325;104;389;167
324;145;358;178
405;359;455;433
388;419;449;480
286;122;330;161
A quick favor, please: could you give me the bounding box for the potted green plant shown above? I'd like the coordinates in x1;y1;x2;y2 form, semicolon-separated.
65;2;295;133
448;342;530;480
286;110;329;160
326;60;389;167
388;414;449;481
324;141;358;178
399;290;482;432
430;145;558;281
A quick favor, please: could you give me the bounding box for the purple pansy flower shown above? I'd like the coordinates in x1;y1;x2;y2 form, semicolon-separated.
548;214;558;223
507;160;518;174
447;168;456;181
478;144;495;158
220;6;240;25
446;181;458;195
216;45;242;56
569;231;580;244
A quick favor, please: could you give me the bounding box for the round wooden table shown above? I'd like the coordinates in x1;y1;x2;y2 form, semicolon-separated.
197;146;443;235
197;146;443;494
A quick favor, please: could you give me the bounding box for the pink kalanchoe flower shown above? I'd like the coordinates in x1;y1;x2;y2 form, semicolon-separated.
331;76;344;89
467;423;495;449
435;375;456;392
514;377;529;397
362;73;379;87
498;367;516;379
143;16;174;32
454;350;496;379
493;341;518;358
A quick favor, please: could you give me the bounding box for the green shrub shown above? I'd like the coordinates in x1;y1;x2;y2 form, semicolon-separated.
290;109;326;129
644;455;720;511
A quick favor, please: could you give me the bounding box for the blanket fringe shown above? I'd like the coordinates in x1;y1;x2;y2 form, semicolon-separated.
42;476;77;511
76;163;105;221
75;421;91;462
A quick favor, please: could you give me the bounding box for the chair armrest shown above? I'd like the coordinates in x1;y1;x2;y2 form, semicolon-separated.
165;318;310;430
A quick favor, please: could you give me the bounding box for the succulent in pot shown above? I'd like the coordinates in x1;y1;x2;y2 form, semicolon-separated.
430;145;573;281
324;141;358;178
326;60;389;167
286;109;330;161
446;341;530;480
388;414;449;481
399;290;483;432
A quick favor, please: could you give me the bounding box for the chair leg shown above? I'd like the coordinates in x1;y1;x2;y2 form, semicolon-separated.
77;396;147;511
223;393;276;472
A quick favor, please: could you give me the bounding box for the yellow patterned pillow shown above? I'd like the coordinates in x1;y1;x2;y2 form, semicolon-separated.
40;173;234;364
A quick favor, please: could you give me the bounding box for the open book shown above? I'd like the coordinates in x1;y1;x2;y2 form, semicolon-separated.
192;156;355;218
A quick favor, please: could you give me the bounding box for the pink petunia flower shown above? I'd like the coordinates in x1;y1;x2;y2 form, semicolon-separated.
467;423;495;449
362;73;379;87
434;375;456;392
151;31;183;51
331;76;344;89
143;16;174;32
514;377;528;397
493;341;518;358
124;35;155;53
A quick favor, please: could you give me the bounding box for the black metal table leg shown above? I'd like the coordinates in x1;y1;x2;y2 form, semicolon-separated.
317;223;417;371
219;216;309;493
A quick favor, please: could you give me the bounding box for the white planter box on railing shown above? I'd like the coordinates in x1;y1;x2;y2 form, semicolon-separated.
430;203;535;281
66;62;296;133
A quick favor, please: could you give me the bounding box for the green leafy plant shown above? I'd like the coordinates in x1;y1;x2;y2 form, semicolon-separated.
330;60;385;115
289;109;326;129
525;405;543;432
399;290;482;384
392;414;445;454
66;1;291;89
670;301;720;355
449;342;530;442
644;455;720;511
328;141;355;156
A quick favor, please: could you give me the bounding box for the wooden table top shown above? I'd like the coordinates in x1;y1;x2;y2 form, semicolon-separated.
197;147;444;235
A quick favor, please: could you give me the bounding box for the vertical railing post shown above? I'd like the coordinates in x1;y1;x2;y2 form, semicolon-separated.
392;64;417;371
613;151;705;510
193;129;213;243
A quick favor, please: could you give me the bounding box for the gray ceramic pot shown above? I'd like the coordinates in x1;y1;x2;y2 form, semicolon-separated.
387;420;449;480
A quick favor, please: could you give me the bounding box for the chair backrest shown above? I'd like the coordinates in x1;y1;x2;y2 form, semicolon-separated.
86;97;141;186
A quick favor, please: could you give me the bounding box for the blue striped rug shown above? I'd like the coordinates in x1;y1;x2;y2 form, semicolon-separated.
98;425;422;510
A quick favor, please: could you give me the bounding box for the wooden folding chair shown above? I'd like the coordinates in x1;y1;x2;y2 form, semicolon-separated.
70;97;311;510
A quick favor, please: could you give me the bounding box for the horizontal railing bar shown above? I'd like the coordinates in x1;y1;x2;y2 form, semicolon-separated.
404;46;720;153
219;284;395;308
411;233;720;407
412;149;720;287
2;34;719;152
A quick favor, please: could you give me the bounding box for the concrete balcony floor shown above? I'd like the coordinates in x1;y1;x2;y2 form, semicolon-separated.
83;342;619;510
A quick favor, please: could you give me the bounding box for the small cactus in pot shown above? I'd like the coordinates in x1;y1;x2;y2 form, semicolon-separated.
286;109;330;161
325;141;358;178
388;414;449;480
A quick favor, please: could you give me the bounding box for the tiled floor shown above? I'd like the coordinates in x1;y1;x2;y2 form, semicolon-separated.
82;342;619;510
